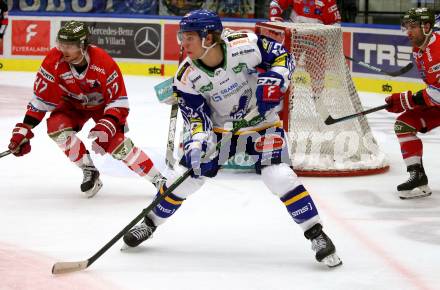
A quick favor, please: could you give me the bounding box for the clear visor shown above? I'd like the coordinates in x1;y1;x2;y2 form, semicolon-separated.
56;40;82;53
177;30;201;44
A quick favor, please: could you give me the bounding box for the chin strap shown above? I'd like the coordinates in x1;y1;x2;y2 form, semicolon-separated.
419;25;433;50
198;37;217;60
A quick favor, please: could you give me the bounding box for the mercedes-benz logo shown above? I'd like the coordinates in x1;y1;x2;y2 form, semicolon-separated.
134;26;160;57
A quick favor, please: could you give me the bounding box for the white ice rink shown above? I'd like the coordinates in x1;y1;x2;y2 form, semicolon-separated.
0;71;439;290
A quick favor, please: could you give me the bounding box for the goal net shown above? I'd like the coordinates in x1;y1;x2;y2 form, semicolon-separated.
255;22;389;176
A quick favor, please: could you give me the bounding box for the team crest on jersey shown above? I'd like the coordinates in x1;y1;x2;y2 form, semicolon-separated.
254;134;285;153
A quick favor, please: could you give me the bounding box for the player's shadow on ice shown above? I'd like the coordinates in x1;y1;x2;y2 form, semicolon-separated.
343;190;440;209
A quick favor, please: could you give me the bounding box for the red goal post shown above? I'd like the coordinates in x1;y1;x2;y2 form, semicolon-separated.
255;22;389;176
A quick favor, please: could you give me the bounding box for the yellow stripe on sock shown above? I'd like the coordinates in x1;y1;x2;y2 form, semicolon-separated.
159;186;184;205
283;191;309;206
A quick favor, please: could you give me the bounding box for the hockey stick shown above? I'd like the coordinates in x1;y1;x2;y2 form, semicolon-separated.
324;104;389;125
165;45;184;169
52;108;261;275
345;55;414;77
0;150;11;158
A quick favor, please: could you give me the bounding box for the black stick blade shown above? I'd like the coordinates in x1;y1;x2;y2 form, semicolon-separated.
324;116;336;125
387;63;414;77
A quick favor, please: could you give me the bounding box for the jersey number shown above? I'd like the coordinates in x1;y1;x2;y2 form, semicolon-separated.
34;77;48;94
107;83;119;99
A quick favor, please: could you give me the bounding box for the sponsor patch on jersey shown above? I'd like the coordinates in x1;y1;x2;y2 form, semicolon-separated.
228;38;250;47
272;54;287;67
257;76;282;86
428;63;440;73
177;61;190;81
261;37;274;53
60;71;73;80
316;0;324;7
254;134;285;153
189;119;203;135
90;64;106;75
232;63;248;73
199;82;213;93
328;4;338;12
227;33;248;42
231;48;255;57
38;67;55;83
106;70;119;85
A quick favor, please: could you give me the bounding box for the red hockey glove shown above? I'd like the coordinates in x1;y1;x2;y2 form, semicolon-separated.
385;91;415;113
8;123;34;157
88;117;118;155
269;3;283;22
256;71;285;116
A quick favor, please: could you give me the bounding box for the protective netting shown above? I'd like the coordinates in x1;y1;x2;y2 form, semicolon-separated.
256;22;388;176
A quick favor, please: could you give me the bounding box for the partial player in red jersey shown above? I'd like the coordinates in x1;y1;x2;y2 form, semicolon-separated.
268;0;340;102
0;0;8;52
8;21;165;198
269;0;341;25
385;8;440;199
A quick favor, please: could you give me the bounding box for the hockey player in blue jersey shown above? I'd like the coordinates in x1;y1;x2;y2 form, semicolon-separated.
123;9;342;267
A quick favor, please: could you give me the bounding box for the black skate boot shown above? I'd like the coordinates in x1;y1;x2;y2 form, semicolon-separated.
122;216;157;248
81;166;103;198
397;164;431;200
304;223;342;268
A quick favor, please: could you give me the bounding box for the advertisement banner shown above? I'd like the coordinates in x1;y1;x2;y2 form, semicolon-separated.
65;21;162;60
352;32;417;78
159;0;254;17
11;20;50;56
10;0;158;15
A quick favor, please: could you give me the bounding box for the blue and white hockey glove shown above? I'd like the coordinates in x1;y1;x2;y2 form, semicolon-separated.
183;133;216;178
256;71;285;116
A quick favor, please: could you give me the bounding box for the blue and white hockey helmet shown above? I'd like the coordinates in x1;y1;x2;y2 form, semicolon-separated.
179;9;223;40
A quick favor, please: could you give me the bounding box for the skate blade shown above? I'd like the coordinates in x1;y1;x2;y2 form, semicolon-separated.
120;242;131;251
399;185;432;200
322;253;342;268
84;178;103;198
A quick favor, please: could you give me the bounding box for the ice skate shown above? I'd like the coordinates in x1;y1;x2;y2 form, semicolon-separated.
81;166;103;198
304;223;342;268
398;164;432;200
122;216;157;249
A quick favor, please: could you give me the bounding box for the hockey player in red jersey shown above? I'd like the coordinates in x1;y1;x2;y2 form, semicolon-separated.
385;8;439;199
269;0;341;25
0;0;8;52
8;21;164;198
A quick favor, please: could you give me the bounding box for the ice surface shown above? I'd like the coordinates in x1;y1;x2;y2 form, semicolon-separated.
0;71;439;290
